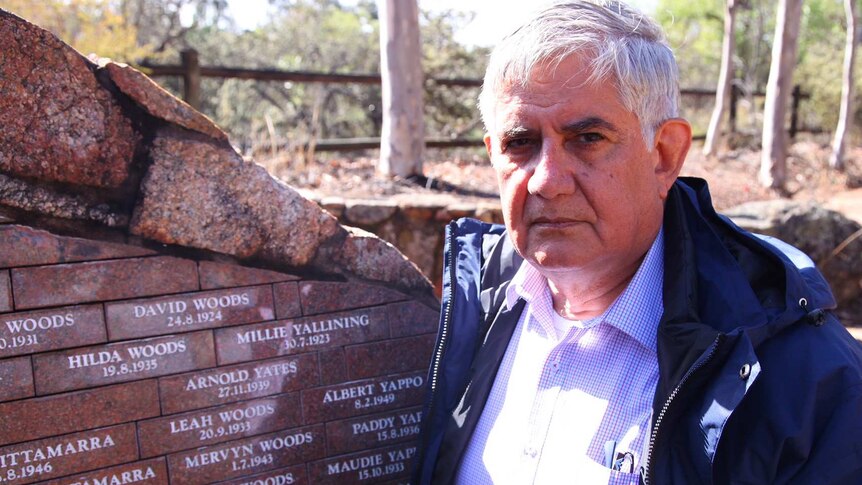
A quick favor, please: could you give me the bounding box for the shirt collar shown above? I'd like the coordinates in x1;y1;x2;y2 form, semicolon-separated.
504;227;664;353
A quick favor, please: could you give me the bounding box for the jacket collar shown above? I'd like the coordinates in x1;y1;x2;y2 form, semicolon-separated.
655;177;834;401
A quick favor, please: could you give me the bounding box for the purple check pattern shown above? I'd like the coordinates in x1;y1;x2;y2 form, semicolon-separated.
456;229;664;485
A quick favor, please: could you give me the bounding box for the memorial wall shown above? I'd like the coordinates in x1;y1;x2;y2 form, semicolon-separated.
0;9;439;484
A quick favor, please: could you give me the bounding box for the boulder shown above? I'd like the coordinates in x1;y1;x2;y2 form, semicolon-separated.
725;200;862;307
0;10;139;189
0;8;433;300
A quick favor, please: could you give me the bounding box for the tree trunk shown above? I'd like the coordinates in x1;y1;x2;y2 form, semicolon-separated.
377;0;424;178
703;0;739;157
760;0;803;190
830;0;858;171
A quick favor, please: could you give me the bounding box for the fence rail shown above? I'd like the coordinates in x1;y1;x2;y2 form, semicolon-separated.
140;49;812;152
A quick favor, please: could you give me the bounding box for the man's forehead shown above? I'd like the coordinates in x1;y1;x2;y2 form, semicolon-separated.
490;81;627;132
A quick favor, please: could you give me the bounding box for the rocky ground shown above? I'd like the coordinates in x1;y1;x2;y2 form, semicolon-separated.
262;135;862;333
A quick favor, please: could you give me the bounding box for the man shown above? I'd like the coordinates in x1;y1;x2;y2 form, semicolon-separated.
414;1;862;484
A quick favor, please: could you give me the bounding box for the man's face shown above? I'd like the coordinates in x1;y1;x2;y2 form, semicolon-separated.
485;55;681;277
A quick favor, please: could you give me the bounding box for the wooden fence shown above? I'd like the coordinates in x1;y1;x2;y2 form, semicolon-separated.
139;49;812;150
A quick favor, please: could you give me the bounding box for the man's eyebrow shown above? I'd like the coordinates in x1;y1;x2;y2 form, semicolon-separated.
499;126;534;139
562;117;619;134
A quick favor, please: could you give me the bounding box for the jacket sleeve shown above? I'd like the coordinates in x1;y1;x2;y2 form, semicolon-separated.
781;380;862;484
714;319;862;484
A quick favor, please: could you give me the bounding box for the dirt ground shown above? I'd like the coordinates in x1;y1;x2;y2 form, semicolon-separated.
265;135;862;335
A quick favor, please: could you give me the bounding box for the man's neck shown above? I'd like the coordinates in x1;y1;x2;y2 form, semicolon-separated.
544;255;645;320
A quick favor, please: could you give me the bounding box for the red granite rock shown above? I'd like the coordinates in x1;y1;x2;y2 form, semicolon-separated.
32;331;216;394
318;348;350;385
325;406;422;455
11;256;198;309
0;225;154;269
0;174;128;226
37;458;168;485
130;127;342;265
273;282;303;319
0;380;158;445
300;371;426;423
166;425;325;484
199;260;298;290
0;10;139;188
0;270;10;312
216;465;308;485
307;443;416;484
387;300;439;338
0;304;106;358
0;355;34;402
214;306;390;365
158;353;319;414
315;227;434;304
295;281;407;316
103;61;228;141
138;393;302;457
0;424;138;484
105;285;275;340
344;334;435;380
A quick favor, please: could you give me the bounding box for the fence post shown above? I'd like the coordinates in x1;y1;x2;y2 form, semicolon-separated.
789;84;801;139
729;84;738;134
181;49;201;110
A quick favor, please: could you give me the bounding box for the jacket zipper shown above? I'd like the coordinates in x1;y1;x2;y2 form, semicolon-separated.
641;334;725;485
428;223;457;408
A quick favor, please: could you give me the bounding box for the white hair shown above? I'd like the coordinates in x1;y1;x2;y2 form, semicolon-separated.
478;0;680;145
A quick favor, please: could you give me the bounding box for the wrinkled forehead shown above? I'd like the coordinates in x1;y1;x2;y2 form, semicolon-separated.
487;55;624;127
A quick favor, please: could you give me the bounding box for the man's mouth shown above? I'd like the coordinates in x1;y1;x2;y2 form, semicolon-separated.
531;217;582;227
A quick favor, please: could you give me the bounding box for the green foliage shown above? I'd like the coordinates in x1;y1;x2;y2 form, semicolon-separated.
178;0;383;152
656;0;724;88
795;0;849;133
142;0;489;155
421;9;489;139
659;0;859;137
0;0;157;61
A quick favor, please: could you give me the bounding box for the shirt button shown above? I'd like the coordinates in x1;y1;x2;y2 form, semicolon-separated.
524;447;538;458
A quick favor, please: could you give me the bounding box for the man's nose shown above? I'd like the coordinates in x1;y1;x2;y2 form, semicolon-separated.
526;140;576;199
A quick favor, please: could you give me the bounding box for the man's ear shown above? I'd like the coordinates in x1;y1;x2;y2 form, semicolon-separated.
484;134;493;159
653;118;692;199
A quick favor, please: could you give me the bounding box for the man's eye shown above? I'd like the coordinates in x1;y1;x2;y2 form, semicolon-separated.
577;132;605;143
503;138;535;151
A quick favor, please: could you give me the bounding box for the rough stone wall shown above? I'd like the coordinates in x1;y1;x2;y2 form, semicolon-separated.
0;8;440;484
313;196;503;294
0;217;437;484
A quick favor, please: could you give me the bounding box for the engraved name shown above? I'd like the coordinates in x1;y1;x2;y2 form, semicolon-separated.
67;340;186;370
4;314;74;334
234;471;296;485
235;313;370;349
182;431;313;471
0;434;116;467
323;375;423;411
65;465;157;485
184;361;298;391
133;293;250;318
326;447;415;480
178;359;299;402
169;403;275;442
132;292;251;329
0;313;74;352
351;410;422;442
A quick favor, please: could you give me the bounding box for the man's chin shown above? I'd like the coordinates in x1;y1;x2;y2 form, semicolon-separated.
525;252;590;272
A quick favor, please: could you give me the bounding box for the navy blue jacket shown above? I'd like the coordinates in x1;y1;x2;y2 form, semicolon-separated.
414;178;862;484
